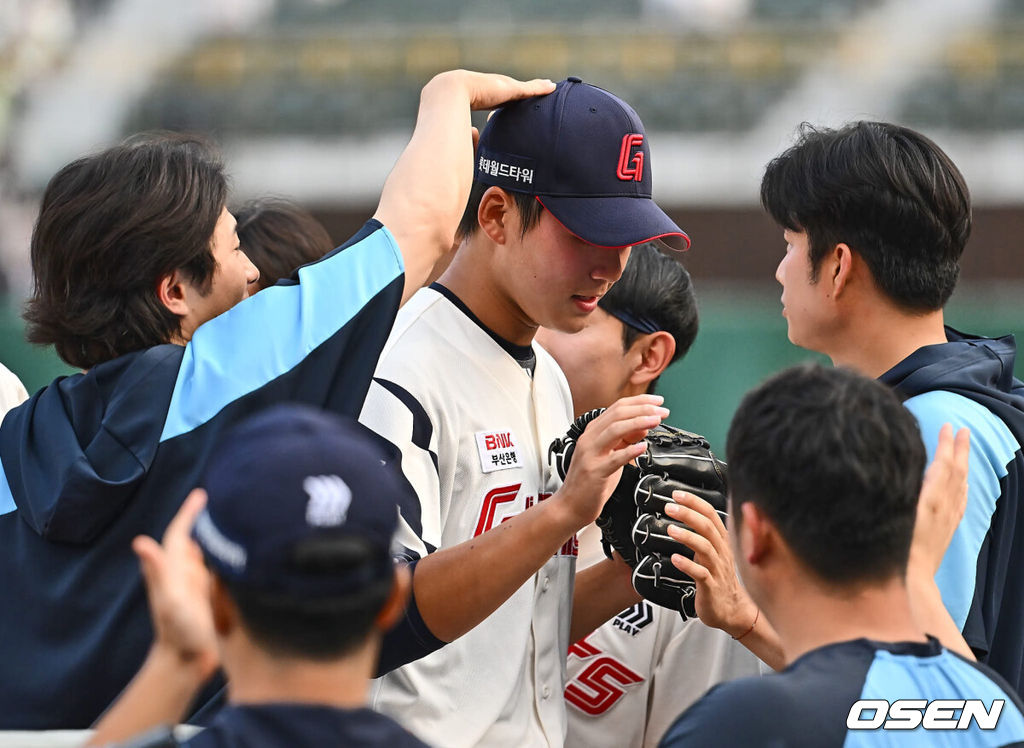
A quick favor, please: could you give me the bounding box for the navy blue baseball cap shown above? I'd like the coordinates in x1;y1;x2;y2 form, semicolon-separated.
193;404;405;598
475;76;689;252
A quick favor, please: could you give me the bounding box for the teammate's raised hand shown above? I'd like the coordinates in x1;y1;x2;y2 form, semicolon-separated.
132;489;219;681
903;423;976;660
88;490;221;746
664;491;752;634
557;394;669;528
665;491;786;670
444;71;556;111
377;71;554;305
908;423;970;579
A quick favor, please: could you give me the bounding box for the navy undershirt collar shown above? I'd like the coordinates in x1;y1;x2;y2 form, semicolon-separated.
429;283;536;372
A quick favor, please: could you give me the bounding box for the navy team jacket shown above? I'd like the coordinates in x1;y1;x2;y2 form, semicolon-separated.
661;638;1024;747
0;221;439;729
880;328;1024;696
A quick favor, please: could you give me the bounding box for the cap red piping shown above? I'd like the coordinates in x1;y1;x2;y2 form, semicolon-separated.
534;197;691;251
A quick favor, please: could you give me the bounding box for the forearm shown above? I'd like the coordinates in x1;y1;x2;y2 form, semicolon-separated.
728;609;787;672
374;72;474;302
570;557;641;643
87;645;209;746
907;571;975;660
414;495;581;643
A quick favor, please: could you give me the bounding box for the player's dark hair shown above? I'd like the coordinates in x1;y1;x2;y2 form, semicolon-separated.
598;243;698;394
760;121;971;311
234;198;334;290
456;181;544;241
222;537;394;660
24;133;226;369
726;363;925;585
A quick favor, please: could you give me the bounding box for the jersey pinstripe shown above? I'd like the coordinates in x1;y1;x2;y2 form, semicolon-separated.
359;287;576;748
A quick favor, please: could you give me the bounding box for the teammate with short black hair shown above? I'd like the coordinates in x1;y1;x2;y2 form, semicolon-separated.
88;405;429;747
0;71;556;729
537;243;697;417
761;121;968;313
760;121;1024;694
537;245;764;748
660;364;1024;746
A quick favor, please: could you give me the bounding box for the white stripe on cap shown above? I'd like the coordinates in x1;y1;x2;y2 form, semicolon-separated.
195;509;247;571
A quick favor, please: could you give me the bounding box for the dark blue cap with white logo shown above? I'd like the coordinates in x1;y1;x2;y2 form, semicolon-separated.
193;404;405;598
475;76;689;252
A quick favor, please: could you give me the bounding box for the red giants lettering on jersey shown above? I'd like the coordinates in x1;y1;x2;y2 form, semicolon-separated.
565;634;644;715
559;533;579;558
535;493;577;557
475;490;576;556
473;484;521;537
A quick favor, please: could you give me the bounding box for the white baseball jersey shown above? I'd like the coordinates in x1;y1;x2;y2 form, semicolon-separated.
564;524;767;748
0;363;27;420
359;285;577;748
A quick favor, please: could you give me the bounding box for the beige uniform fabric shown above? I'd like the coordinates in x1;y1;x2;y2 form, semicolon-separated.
360;288;577;748
564;524;767;748
0;364;28;421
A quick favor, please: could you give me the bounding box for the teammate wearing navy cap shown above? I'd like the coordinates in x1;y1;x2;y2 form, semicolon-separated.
359;78;685;747
89;405;429;747
659;365;1024;747
0;71;556;729
760;122;1024;694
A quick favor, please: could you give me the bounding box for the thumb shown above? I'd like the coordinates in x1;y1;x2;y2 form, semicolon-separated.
132;534;165;593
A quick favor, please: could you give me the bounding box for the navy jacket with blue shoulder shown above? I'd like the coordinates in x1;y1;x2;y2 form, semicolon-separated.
0;221;440;729
879;327;1024;695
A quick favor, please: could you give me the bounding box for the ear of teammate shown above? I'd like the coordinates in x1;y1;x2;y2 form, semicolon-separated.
662;423;975;670
373;72;554;304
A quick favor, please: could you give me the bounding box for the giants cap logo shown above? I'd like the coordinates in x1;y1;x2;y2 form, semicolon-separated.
616;134;644;181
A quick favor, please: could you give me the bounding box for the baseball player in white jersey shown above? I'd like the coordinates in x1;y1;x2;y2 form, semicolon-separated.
536;244;766;748
358;78;689;747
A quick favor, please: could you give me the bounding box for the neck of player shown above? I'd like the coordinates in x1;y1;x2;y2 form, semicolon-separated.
222;631;379;709
825;306;948;380
760;571;929;664
438;240;539;347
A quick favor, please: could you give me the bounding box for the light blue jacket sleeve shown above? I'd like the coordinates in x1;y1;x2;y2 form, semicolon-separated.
905;390;1017;630
161;224;403;442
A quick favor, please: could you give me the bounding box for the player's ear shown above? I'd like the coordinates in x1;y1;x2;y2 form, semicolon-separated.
157;269;192;318
827;242;854;299
209;575;237;637
739;501;772;567
627;331;676;389
477;187;513;245
375;563;412;633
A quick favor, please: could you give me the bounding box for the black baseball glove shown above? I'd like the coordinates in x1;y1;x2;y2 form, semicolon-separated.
549;410;728;620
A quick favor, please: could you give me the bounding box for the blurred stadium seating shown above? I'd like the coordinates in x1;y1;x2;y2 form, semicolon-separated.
1;0;1024;443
